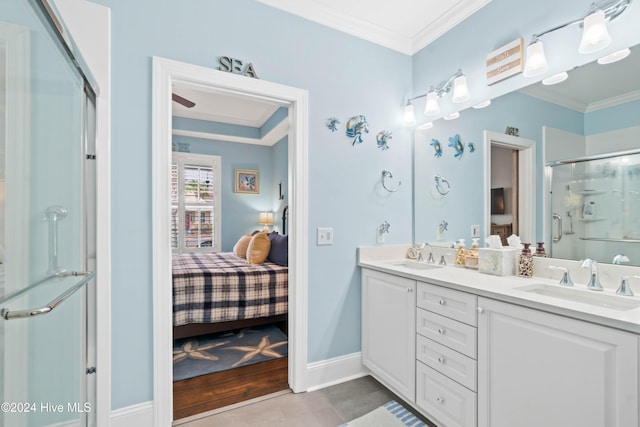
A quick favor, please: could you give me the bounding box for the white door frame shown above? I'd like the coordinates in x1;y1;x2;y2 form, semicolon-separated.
483;130;536;244
152;56;309;425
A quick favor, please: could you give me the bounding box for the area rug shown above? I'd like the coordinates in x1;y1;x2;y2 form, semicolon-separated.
173;324;288;382
340;400;426;427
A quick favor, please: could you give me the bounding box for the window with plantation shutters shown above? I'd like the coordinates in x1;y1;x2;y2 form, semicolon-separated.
171;152;221;252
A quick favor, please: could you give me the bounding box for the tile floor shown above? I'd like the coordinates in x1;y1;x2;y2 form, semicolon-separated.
175;375;434;426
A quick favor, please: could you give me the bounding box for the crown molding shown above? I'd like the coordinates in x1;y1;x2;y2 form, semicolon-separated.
172;119;289;147
411;0;492;53
258;0;492;55
173;103;279;128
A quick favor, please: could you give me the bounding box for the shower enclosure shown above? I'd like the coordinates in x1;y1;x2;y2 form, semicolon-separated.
0;0;97;426
547;149;640;267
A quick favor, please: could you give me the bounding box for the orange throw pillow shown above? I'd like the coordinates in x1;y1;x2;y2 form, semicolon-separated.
246;232;271;264
232;234;252;258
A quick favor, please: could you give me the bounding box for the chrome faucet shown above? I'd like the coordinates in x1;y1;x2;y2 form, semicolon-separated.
616;275;640;296
612;254;630;265
581;258;603;291
421;244;435;263
548;266;573;287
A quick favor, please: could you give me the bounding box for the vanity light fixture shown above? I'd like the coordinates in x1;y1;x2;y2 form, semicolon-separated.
542;71;569;85
597;47;631;64
443;112;460;120
403;69;470;125
523;0;631;78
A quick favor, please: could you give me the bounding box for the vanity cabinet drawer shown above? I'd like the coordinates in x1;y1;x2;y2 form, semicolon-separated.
417;334;477;392
417;361;477;427
417;309;477;359
417;282;477;326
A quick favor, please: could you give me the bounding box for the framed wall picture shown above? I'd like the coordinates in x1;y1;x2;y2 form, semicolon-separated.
234;169;259;194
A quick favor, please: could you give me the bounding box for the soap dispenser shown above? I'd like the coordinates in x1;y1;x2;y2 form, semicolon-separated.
517;243;533;277
455;239;466;266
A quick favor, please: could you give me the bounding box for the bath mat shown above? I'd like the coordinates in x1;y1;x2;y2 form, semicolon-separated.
340;400;426;427
173;324;288;381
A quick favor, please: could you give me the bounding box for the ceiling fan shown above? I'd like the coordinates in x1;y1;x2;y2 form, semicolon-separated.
172;93;195;108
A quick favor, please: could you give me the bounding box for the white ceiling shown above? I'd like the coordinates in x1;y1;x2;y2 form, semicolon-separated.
172;85;280;128
256;0;492;55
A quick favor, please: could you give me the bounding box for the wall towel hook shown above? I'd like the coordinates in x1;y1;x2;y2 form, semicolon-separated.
434;175;451;195
381;170;401;192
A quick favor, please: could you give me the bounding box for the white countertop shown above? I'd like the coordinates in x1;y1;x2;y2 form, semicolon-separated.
358;245;640;335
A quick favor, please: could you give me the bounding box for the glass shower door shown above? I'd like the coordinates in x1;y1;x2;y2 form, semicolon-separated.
547;151;640;266
0;0;97;426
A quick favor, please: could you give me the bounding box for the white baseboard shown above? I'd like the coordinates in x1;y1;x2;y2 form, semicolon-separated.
110;401;153;427
110;353;368;426
306;351;370;392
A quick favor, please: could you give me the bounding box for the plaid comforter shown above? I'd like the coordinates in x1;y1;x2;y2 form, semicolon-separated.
172;252;288;327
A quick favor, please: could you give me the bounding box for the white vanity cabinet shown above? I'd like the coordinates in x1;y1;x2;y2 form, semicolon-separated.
415;282;478;427
361;269;416;401
477;297;639;427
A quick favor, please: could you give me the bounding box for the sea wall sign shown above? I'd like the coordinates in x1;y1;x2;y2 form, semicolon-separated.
486;38;523;85
218;56;259;79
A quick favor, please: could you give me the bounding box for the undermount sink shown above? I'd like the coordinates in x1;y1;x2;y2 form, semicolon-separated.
385;260;443;271
516;283;640;311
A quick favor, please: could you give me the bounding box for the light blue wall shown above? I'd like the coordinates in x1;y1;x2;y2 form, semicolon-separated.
585;99;640;135
92;0;412;409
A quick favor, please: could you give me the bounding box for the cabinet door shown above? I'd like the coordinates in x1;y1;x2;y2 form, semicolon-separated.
477;297;638;427
362;269;416;401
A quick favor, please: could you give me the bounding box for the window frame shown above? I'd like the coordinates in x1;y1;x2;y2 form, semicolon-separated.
171;152;222;253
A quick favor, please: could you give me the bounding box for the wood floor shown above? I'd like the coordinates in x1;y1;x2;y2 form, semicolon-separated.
173;356;289;420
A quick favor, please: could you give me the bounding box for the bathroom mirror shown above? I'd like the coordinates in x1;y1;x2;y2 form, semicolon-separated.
414;43;640;266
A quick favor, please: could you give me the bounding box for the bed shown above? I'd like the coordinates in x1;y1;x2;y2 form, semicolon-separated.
172;251;288;339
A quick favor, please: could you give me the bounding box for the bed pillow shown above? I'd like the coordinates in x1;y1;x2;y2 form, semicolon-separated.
246;232;271;264
267;233;288;266
232;234;252;258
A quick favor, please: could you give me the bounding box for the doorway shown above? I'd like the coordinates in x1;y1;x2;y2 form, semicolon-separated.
483;130;536;244
151;57;309;425
170;87;290;419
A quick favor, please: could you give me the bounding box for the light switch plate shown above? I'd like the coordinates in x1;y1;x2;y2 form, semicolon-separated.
471;224;481;238
317;227;334;245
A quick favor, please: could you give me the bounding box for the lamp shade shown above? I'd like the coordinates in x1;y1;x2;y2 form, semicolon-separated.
451;75;470;103
258;211;274;231
579;10;611;54
542;71;568;85
523;40;549;77
404;102;416;125
597;48;630;64
424;91;440;116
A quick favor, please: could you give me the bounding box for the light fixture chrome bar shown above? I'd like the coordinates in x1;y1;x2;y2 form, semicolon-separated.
531;0;631;42
405;69;466;105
